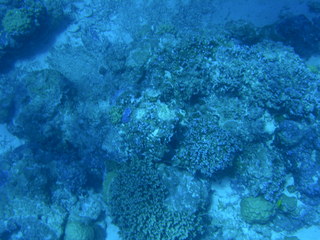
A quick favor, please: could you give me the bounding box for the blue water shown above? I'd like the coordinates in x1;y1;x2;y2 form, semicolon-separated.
0;0;320;239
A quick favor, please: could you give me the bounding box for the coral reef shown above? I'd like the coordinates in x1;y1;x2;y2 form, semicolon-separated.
173;116;242;177
64;221;95;240
108;163;207;240
0;0;66;72
1;1;320;240
8;69;74;150
235;143;286;201
240;197;275;224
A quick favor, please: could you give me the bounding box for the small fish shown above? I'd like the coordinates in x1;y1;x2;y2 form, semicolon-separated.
121;107;132;123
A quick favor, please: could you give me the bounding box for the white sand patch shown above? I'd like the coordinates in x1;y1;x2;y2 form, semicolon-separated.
106;217;121;240
209;178;246;239
294;226;320;240
209;178;291;240
0;124;24;155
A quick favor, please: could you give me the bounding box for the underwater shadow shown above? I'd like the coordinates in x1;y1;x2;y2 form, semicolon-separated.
0;18;71;74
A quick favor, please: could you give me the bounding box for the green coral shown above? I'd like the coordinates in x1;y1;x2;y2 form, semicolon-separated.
1;2;46;36
277;194;297;214
108;106;123;124
240;196;274;224
108;163;205;240
64;221;95;240
1;8;33;34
